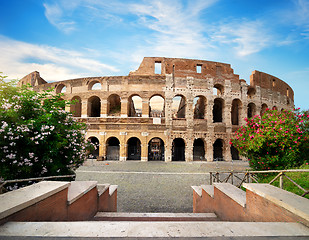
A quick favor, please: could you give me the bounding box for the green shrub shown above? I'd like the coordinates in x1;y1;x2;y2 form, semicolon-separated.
0;76;92;189
231;108;309;170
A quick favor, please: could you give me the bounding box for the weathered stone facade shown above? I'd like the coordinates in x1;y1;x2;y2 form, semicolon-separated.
19;57;294;162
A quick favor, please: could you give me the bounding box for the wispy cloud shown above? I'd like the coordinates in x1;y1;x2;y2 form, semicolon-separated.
211;20;273;57
0;36;118;81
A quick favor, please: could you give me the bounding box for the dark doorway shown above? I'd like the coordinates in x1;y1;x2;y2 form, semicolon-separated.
247;103;256;119
106;137;120;160
172;138;185;161
127;137;141;160
213;98;223;122
148;138;165;161
88;96;101;117
231;99;241;125
70;96;82;117
193;138;205;161
213;139;223;161
231;145;240;160
88;137;99;158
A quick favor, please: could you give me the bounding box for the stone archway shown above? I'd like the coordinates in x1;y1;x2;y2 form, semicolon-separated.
106;137;120;161
148;138;165;161
213;139;224;161
172;138;185;161
193;138;205;161
127;137;141;160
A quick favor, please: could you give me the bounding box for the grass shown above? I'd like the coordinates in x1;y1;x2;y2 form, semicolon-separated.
256;163;309;199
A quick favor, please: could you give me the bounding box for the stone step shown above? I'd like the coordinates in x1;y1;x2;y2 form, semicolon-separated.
93;212;218;221
214;183;246;207
0;221;308;239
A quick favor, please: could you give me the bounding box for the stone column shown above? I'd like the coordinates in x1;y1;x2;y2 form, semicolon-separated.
185;137;193;162
140;133;148;162
207;99;214;124
99;132;106;160
101;99;107;118
224;138;232;162
206;135;214;162
225;102;232;125
120;99;128;118
119;132;127;161
81;99;88;118
165;141;172;162
142;99;149;118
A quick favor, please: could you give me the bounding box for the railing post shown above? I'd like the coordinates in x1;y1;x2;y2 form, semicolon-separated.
279;173;283;189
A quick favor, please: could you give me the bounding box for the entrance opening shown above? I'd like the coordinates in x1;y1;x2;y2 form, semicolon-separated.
247;103;256;119
231;145;240;160
213;84;224;96
88;96;101;117
193;138;205;161
106;137;120;161
231;99;242;125
107;94;121;116
149;95;165;117
172;95;186;118
128;95;142;117
127;137;141;160
70;96;81;117
213;139;224;161
213;98;224;122
88;137;99;158
260;104;268;116
148;138;165;161
194;96;206;119
172;138;185;161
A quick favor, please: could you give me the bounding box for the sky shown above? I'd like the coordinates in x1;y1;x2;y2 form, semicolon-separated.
0;0;308;110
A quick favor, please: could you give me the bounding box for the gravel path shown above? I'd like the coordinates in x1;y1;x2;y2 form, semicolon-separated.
75;160;249;213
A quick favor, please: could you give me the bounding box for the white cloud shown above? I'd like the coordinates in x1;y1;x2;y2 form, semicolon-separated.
0;36;118;81
211;20;273;57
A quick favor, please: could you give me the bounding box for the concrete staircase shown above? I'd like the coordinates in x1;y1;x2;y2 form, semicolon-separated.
93;212;218;221
0;181;308;238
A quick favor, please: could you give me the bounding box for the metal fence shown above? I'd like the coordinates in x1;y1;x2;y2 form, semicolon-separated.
209;169;309;197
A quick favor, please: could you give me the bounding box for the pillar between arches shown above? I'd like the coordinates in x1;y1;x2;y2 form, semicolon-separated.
120;99;128;118
142;100;149;118
81;100;87;118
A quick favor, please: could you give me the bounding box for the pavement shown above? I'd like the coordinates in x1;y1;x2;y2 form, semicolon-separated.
75;160;249;213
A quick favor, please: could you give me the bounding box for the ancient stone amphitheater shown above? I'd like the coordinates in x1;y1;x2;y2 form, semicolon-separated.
19;57;294;162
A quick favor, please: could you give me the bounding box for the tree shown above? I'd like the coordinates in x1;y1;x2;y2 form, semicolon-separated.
231;108;309;170
0;75;92;189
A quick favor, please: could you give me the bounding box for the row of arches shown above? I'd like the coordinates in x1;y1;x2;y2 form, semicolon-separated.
70;94;283;123
88;136;240;162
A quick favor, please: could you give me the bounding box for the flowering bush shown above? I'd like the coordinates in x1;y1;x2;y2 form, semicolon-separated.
0;76;92;188
231;108;309;170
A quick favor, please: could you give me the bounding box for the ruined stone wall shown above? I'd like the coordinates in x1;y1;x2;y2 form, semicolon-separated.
20;57;294;162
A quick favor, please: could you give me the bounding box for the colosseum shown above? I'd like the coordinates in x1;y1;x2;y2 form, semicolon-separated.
19;57;294;162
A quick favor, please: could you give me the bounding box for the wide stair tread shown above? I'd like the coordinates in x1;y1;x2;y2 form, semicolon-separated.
93;212;218;221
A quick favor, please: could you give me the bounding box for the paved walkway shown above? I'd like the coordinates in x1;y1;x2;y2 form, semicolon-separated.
75;160;249;213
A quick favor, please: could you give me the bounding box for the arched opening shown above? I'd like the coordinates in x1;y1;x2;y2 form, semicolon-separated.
247;87;256;99
194;96;206;119
213;139;224;161
172;138;185;161
56;84;66;94
172;95;186;119
213;98;224;123
231;99;242;125
70;96;82;117
57;97;65;110
89;81;101;90
106;137;120;161
149;95;165;117
260;104;268;116
127;137;141;160
272;106;278;110
231;145;240;160
88;96;101;117
107;94;121;116
193;138;205;161
88;137;99;158
128;95;142;117
247;103;256;119
148;138;165;161
213;84;224;96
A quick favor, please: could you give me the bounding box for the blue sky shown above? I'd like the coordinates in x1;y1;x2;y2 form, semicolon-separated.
0;0;308;109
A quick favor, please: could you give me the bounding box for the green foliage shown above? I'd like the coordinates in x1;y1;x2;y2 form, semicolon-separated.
231;108;309;170
0;75;92;189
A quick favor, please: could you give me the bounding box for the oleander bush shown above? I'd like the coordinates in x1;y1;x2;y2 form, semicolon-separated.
231;108;309;170
0;75;92;189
